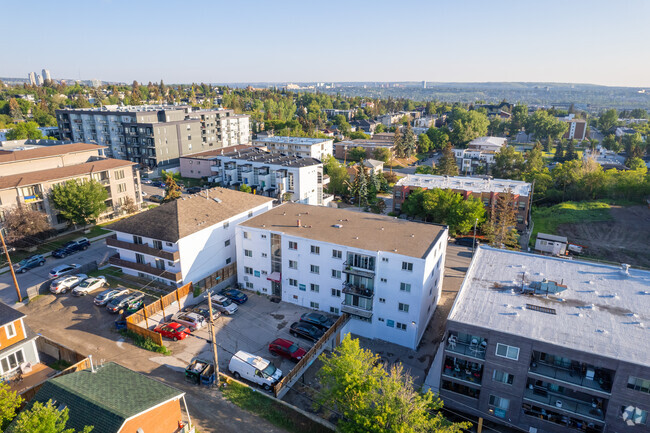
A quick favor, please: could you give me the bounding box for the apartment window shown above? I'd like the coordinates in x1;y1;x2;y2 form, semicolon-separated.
396;322;407;331
262;253;267;258
166;242;173;246
117;183;127;193
628;376;650;394
331;269;341;279
330;307;339;314
224;239;230;247
261;234;267;239
495;343;520;361
152;240;163;249
310;302;319;309
310;265;320;274
379;298;386;303
224;222;231;229
289;260;297;269
289;241;298;250
310;284;320;293
135;253;145;264
310;245;320;255
398;303;409;313
382;257;389;262
226;257;232;264
332;249;342;259
246;282;254;289
402;262;413;271
400;282;411;292
488;395;510;418
133;235;143;245
492;370;514;385
244;267;253;275
0;349;24;374
380;277;387;283
114;169;125;180
244;249;253;258
5;323;16;339
331;288;341;297
248;211;253;217
289;279;298;287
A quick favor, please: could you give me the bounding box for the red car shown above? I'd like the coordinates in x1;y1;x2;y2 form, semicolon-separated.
154;322;190;341
268;338;307;362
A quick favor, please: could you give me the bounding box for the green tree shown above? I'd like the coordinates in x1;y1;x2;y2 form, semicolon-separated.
523;142;545;175
6;399;93;433
374;123;386;133
526;110;568;151
492;146;524;179
598;108;618;131
626;157;646;170
163;174;182;202
415;165;435;174
417;133;432;153
323;156;349;196
449;108;489;146
401;124;416;157
0;382;22;430
602;134;622;153
6;121;43;140
435;144;459;176
564;139;578;161
484;190;519;249
509;104;528;134
421;189;486;235
372;147;391;163
239;184;252;193
426;127;450;151
317;335;468;433
49;179;108;227
348;131;369;140
554;139;566;162
349;147;367;162
622;132;645;163
392;128;402;157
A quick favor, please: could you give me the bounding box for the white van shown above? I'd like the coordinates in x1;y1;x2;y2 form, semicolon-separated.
228;350;283;390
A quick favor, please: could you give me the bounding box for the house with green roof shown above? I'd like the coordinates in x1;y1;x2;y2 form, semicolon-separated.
15;362;191;433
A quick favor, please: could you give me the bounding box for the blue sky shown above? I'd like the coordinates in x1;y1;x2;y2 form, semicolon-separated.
4;0;649;86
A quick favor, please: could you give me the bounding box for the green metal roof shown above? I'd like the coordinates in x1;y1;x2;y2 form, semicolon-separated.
29;362;183;433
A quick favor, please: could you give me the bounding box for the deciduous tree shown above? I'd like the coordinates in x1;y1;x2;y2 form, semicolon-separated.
6;399;93;433
492;146;524;179
163;174;182;201
0;382;22;430
49;179;108;227
484;190;520;249
372;147;391;163
6;121;43;140
598;108;618;131
3;205;53;248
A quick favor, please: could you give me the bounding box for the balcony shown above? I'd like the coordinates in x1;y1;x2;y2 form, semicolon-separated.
442;356;483;385
108;254;182;283
523;386;606;422
342;282;373;298
343;263;375;278
529;354;613;394
106;235;179;261
341;304;373;319
445;333;487;360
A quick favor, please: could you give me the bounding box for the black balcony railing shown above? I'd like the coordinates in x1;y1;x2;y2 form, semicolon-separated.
342;283;373;298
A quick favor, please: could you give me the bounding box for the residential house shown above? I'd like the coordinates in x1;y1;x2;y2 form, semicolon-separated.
353;119;378;134
107;187;273;287
363;159;384;174
393;174;532;231
431;246;650;433
0;303;39;382
236;203;448;350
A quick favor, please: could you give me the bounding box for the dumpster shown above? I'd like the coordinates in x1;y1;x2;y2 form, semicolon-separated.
185;358;210;385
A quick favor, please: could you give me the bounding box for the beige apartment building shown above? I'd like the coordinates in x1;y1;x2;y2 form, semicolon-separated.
0;143;141;230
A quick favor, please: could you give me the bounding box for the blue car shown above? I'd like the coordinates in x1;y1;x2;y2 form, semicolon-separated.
219;288;248;304
15;254;46;273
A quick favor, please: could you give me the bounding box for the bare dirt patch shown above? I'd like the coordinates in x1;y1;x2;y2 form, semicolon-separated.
557;205;650;268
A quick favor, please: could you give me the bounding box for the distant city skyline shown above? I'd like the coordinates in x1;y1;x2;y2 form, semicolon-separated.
3;0;650;87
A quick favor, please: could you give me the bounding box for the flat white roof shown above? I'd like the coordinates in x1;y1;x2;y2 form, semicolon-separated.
469;136;507;147
253;136;331;146
449;247;650;367
396;174;531;196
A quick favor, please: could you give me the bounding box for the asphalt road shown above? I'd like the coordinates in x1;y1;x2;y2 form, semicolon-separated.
0;240;112;305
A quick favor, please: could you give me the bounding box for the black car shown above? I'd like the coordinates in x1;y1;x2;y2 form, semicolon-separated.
186;186;202;194
106;292;133;313
52;238;90;258
299;312;334;331
290;322;324;342
455;237;479;248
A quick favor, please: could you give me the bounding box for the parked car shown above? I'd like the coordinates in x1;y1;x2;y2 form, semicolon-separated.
72;276;107;296
154;322;190;341
211;295;238;315
49;263;82;278
153;181;166;188
228;350;282;391
50;274;87;294
186;186;202;194
289;322;324;342
94;288;129;306
15;255;45;273
182;303;220;320
141;179;152;184
106;292;134;313
299;312;334;331
455;237;479;248
171;312;206;331
219;288;248;304
52;238;90;258
268;338;307;362
141;191;147;197
148;194;164;203
124;293;145;313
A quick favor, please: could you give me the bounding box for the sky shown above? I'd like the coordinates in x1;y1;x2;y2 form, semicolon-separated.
4;0;650;87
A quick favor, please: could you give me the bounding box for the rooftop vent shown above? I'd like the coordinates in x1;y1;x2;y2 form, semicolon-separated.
621;263;630;276
212;197;221;203
333;224;343;228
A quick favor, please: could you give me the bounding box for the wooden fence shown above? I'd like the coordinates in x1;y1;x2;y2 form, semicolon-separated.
125;321;163;346
274;313;349;398
127;282;193;326
194;262;237;291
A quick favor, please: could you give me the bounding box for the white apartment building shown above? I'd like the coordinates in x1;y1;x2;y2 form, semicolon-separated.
252;136;333;160
236;203;448;349
453;137;507;174
107;187;273;287
199;147;332;206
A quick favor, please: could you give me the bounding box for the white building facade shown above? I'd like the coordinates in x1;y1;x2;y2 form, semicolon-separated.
252;136;333;160
235;203;448;349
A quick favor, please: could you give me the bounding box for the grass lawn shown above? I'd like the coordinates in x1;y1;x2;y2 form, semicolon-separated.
531;201;613;243
87;266;124;288
222;380;331;433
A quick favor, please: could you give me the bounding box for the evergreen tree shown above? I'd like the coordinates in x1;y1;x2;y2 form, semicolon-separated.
435;143;459;176
554;139;565;162
524;142;545;174
564;139;578;161
402;124;416;157
357;168;368;207
393;127;403;158
484;190;519;249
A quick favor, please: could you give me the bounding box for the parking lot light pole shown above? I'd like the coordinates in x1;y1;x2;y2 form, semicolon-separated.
0;229;22;302
207;290;219;388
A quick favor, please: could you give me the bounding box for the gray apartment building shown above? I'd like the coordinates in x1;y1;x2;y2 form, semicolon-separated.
55;105;250;170
435;246;650;433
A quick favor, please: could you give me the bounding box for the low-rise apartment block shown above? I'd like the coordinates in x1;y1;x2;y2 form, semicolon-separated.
334;138;394;160
252;136;333;160
107;187;273;287
453;136;507;175
561;115;588;141
0;143;141;229
434;246;650;433
181;147;331;206
56;105;250;169
393;174;532;231
236;203;448;349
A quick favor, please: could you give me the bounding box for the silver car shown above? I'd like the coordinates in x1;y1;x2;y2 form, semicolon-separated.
72;276;107;296
94;288;129;306
171;312;206;331
50;274;87;294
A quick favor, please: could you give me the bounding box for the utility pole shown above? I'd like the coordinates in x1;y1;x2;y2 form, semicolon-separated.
207;291;219;387
0;230;22;302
